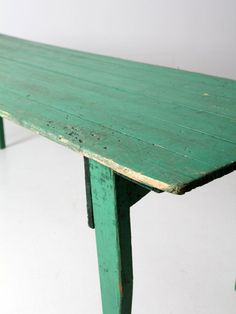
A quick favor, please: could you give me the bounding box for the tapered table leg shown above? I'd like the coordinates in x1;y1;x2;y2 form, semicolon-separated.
0;117;6;149
88;159;133;314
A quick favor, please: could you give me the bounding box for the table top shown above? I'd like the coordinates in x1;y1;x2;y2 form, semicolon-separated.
0;34;235;194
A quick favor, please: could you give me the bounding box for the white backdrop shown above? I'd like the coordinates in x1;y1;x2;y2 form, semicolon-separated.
0;1;235;313
1;0;236;79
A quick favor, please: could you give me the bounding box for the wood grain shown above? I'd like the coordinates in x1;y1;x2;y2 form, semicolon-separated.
0;34;235;193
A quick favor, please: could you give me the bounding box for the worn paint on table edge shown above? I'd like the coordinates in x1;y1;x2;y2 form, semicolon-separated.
0;110;171;189
1;110;235;195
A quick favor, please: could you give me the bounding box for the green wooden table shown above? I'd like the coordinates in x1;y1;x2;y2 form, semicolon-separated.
0;34;235;313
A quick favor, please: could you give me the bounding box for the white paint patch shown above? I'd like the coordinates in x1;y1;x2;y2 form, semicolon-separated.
59;136;70;145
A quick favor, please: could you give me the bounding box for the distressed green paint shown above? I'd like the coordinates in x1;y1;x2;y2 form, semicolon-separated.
84;157;151;229
84;157;95;228
0;33;235;314
0;117;5;149
89;159;133;314
0;34;236;193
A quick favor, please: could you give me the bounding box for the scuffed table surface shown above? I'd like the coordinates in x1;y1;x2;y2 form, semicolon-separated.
0;34;235;194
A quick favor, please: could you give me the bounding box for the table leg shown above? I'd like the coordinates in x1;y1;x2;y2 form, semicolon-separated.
88;159;134;314
0;117;6;149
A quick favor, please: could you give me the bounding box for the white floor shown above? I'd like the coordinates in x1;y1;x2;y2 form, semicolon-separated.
0;120;235;314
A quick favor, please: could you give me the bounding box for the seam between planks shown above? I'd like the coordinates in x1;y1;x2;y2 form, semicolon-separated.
0;54;235;123
1;85;234;171
0;57;236;147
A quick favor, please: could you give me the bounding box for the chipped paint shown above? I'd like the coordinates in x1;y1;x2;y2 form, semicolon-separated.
119;282;124;295
82;150;171;192
0;110;13;119
1;33;235;197
58;136;70;145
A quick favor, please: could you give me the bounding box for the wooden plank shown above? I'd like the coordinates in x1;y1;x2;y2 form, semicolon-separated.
0;34;235;194
0;34;236;121
89;159;133;314
0;117;5;149
2;87;233;194
0;58;236;149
